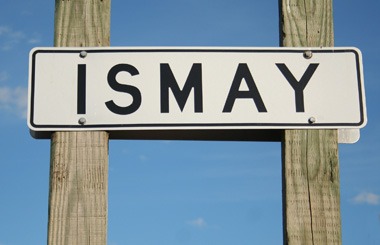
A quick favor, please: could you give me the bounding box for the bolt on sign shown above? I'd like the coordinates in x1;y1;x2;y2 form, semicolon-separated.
28;47;367;139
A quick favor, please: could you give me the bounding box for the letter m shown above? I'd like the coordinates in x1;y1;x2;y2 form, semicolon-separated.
160;63;203;113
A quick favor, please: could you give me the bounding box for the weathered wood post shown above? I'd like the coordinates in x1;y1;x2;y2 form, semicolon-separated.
280;1;342;244
48;1;111;244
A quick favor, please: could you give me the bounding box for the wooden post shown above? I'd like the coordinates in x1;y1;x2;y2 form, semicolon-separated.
48;1;110;244
280;1;342;245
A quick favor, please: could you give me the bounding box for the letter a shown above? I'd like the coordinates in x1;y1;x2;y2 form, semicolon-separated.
223;63;267;113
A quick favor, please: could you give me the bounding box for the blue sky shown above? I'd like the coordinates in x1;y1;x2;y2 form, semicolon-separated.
1;0;379;244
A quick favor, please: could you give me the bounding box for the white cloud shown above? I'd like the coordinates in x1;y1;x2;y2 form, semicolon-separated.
139;155;149;162
0;26;10;35
0;25;40;51
28;38;41;44
352;192;380;205
0;26;23;51
0;71;9;82
187;217;207;228
0;86;28;118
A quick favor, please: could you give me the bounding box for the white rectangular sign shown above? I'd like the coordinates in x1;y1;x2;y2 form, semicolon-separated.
28;47;366;136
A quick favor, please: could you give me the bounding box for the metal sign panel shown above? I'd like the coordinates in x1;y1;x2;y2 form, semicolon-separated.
28;47;366;137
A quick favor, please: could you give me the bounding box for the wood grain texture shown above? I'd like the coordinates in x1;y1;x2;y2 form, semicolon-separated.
282;130;341;244
280;1;342;244
48;1;110;244
54;0;111;47
279;0;334;47
48;132;109;245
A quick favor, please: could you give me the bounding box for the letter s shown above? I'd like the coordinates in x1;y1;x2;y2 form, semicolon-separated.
105;64;142;115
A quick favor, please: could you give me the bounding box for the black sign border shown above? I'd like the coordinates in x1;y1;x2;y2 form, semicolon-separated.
29;48;366;139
